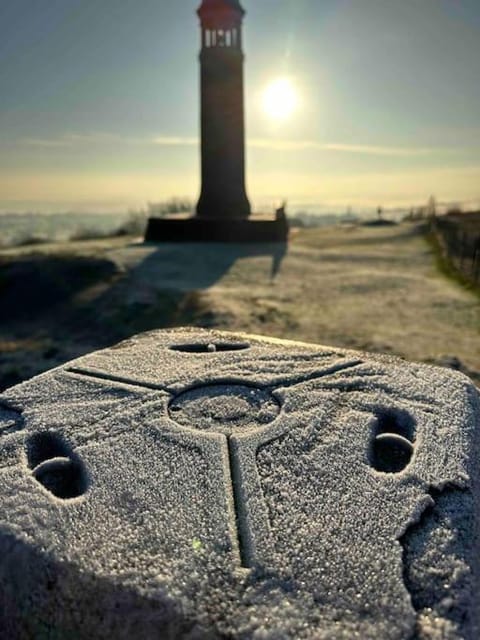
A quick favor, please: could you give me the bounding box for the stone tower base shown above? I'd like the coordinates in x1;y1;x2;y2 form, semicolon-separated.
144;216;288;243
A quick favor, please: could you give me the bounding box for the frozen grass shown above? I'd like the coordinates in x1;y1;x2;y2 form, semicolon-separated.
0;213;126;247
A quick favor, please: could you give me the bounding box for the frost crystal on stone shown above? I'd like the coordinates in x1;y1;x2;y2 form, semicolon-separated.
0;328;479;639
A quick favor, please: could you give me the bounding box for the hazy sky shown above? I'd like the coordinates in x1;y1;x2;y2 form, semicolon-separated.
1;0;479;213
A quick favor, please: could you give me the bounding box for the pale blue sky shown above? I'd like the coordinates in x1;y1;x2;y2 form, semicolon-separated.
0;0;479;212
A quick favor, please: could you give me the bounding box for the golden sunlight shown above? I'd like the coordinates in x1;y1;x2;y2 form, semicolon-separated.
261;78;298;121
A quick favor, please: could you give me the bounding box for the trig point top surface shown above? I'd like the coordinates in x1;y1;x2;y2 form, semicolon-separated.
0;328;479;639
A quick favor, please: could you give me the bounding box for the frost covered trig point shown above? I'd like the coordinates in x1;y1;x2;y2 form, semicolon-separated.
0;328;479;639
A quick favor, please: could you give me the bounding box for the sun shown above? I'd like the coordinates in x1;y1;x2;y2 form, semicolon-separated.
262;78;298;121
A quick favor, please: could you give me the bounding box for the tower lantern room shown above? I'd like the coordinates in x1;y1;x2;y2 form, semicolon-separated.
198;0;244;50
196;0;251;220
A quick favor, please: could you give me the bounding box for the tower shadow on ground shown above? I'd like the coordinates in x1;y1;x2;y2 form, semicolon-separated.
88;240;288;346
0;240;286;392
137;240;288;287
73;240;289;353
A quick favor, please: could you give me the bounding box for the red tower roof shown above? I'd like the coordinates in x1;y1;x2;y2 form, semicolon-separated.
197;0;245;29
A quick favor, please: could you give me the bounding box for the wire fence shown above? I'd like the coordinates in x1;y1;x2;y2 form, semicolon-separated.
430;212;480;286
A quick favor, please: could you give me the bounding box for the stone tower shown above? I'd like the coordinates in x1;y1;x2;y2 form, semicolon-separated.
144;0;287;242
196;0;251;219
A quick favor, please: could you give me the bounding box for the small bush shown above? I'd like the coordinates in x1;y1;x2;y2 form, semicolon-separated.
12;233;49;247
69;227;111;242
147;198;193;216
114;210;148;236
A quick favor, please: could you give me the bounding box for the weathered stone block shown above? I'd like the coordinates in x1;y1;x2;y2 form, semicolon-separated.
0;329;479;639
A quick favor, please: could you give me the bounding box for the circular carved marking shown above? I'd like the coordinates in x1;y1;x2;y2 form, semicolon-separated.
169;384;280;435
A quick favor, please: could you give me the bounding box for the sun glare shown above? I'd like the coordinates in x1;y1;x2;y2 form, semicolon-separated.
262;78;298;121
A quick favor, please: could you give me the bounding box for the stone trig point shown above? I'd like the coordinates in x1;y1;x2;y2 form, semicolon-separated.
1;328;479;638
145;0;288;243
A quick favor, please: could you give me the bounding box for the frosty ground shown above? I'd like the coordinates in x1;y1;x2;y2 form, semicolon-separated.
0;221;479;390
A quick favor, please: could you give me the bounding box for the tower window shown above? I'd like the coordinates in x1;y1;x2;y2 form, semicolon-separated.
203;26;241;49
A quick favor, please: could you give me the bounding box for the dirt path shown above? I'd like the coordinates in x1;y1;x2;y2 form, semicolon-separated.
105;222;480;381
1;222;479;389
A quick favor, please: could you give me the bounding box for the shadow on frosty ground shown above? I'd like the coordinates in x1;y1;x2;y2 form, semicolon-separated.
0;222;479;391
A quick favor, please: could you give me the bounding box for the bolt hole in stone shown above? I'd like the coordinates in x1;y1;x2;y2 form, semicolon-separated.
376;408;416;441
169;342;250;354
27;432;88;499
32;457;88;500
370;409;416;474
372;434;414;474
27;431;71;469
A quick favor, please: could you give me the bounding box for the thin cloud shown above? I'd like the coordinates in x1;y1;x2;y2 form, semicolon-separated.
152;136;451;157
20;133;144;147
322;143;446;156
153;136;199;146
21;137;73;148
20;132;457;157
22;133;197;148
247;139;449;156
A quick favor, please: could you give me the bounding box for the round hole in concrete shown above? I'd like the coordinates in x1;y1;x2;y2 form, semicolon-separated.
371;433;414;474
374;408;416;442
169;342;250;353
27;431;71;469
32;457;88;500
